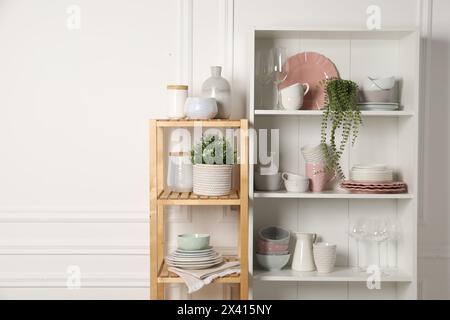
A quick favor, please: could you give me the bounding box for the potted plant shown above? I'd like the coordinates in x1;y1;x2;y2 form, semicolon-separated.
320;78;362;179
191;135;236;196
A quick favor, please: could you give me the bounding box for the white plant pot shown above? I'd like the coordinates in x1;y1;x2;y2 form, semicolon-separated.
193;164;233;196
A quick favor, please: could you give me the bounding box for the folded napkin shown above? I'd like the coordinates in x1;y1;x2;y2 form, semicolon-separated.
168;261;240;293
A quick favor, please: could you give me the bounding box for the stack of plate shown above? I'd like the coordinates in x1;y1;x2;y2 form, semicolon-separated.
342;164;407;194
166;246;224;270
340;181;407;194
357;102;399;111
350;164;393;182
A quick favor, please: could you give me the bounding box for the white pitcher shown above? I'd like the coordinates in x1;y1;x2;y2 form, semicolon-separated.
292;232;317;271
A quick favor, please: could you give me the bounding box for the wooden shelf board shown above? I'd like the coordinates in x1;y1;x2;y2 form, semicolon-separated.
253;267;412;282
158;190;241;205
158;257;241;284
253;190;413;199
156;119;242;128
254;109;415;117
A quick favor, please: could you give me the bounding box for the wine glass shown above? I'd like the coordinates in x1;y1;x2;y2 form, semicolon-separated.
348;219;367;272
385;217;401;271
367;219;390;273
270;47;289;110
255;50;273;108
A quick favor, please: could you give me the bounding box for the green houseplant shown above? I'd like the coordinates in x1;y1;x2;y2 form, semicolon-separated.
320;78;362;179
191;135;236;196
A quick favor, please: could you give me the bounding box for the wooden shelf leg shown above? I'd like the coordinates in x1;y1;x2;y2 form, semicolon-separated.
239;120;249;300
149;120;158;300
157;283;165;300
156;204;165;300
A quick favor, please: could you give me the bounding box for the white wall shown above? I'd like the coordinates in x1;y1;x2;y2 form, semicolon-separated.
0;0;448;299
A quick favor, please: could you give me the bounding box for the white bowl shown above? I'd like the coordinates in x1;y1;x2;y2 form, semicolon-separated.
256;253;291;271
184;97;218;119
254;171;282;191
284;179;309;193
362;76;396;91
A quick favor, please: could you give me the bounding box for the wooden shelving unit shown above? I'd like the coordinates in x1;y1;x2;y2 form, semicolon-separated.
149;119;249;300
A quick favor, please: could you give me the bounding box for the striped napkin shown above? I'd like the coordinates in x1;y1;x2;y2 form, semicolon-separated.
168;261;240;293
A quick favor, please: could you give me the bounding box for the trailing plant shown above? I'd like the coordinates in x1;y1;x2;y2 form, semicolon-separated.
320;78;362;179
191;135;236;165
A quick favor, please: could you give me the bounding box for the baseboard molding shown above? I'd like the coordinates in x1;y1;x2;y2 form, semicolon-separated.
0;273;149;288
0;209;148;224
0;245;150;255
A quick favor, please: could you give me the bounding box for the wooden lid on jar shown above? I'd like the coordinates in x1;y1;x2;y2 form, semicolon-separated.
167;84;188;90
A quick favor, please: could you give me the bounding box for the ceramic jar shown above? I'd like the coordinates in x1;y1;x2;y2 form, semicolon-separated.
201;66;231;119
167;85;188;119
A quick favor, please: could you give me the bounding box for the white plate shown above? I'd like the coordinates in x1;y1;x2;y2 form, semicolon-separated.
358;103;399;111
170;253;217;260
176;246;213;253
167;260;224;269
171;250;217;257
167;258;224;266
167;254;222;263
352;164;389;169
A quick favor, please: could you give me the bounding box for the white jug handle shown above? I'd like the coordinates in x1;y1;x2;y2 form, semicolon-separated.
282;172;289;181
303;83;310;95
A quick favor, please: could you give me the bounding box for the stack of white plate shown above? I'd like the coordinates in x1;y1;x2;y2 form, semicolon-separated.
350;164;393;182
357;102;399;111
166;247;224;269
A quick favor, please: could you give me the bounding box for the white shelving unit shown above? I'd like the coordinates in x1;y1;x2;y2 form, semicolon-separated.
249;28;420;300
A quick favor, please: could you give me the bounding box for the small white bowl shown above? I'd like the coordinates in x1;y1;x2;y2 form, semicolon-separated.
284;179;309;193
254;171;282;191
184;97;218;119
362;76;396;91
256;253;291;271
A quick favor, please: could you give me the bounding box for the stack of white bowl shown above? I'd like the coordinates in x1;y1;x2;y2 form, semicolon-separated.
350;164;393;182
358;76;399;111
256;226;291;271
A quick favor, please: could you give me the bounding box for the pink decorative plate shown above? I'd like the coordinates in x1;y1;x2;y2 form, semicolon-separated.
279;52;339;110
347;188;407;194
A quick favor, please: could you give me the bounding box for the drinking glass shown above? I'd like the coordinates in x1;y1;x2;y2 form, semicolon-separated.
366;219;390;273
270;47;289;109
255;50;273;107
348;219;367;272
385;218;400;270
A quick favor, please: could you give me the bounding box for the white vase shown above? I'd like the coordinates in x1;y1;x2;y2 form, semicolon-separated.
292;232;317;271
201;66;231;119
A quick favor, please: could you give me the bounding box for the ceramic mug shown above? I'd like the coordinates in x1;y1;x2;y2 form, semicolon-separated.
280;82;310;110
305;163;335;192
282;172;305;182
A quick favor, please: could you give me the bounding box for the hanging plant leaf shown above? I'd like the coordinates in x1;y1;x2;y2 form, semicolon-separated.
320;78;362;179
